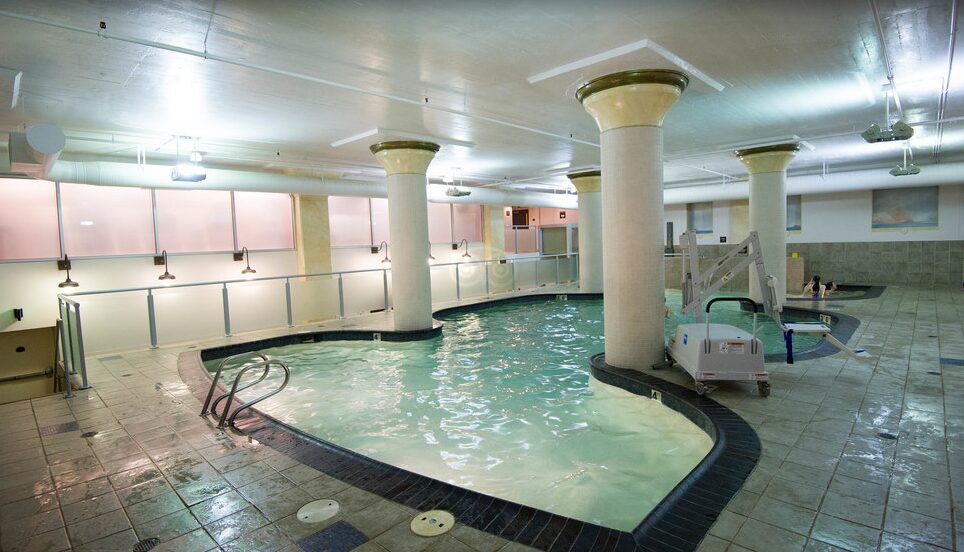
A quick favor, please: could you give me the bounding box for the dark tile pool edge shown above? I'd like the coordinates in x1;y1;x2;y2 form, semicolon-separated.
589;354;760;551
177;349;637;552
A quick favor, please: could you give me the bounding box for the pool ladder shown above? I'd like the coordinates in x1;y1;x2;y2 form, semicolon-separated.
200;352;291;429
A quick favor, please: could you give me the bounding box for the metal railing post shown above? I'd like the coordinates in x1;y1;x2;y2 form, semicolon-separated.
535;259;539;286
337;274;345;319
147;289;158;349
222;283;232;337
485;261;490;295
72;303;89;389
555;256;560;284
57;318;73;399
511;261;516;290
284;278;293;327
455;264;461;300
382;269;389;310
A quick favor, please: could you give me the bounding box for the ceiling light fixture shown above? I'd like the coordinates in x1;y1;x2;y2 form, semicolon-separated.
171;135;207;182
154;249;175;281
889;144;920;176
233;246;256;274
57;255;79;288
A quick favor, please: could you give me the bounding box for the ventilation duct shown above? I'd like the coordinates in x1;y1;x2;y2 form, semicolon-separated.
46;160;577;209
663;162;964;205
8;124;66;178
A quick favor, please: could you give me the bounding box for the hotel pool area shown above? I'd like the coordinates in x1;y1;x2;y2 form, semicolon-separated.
207;294;829;530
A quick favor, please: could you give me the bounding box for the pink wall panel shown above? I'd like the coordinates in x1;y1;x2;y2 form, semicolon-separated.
370;198;390;245
452;204;482;242
427;202;452;243
155;189;234;253
0;179;60;260
328;196;371;247
235;191;294;250
61;183;155;257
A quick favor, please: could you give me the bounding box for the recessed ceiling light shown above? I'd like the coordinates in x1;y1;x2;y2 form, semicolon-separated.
80;220;94;226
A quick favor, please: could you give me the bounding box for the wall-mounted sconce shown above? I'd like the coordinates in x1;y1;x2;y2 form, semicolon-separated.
428;244;436;262
373;241;390;264
57;254;79;288
154;250;176;281
233;246;256;274
453;238;471;259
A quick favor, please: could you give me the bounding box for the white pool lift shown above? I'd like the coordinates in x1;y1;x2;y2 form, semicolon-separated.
659;230;871;397
659;231;779;397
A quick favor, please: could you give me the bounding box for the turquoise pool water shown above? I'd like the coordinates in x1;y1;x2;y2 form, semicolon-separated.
210;295;821;529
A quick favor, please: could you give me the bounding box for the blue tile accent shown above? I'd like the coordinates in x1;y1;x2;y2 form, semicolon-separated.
940;357;964;366
297;520;367;552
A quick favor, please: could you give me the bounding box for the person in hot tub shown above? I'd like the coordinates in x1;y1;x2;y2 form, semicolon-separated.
803;275;825;299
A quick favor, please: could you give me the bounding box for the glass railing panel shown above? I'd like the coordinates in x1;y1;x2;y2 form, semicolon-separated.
430;264;458;304
457;262;487;299
77;292;151;354
342;270;389;316
488;261;513;294
154;285;225;345
228;279;288;334
289;275;340;324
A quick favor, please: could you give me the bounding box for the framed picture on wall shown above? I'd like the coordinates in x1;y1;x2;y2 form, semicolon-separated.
786;195;802;232
871;186;939;230
686;202;713;234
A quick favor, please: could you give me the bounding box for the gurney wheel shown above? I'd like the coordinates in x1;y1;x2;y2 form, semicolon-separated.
695;382;707;396
757;381;770;397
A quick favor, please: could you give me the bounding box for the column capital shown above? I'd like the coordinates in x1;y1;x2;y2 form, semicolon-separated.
567;170;601;193
576;70;688;132
736;143;799;174
370;141;440;175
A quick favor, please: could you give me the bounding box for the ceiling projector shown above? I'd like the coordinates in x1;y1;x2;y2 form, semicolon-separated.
861;121;914;143
445;186;471;197
889;164;920;176
171;163;207;182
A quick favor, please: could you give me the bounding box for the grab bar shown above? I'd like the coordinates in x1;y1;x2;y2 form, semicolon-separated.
201;351;269;416
209;363;272;419
218;359;291;429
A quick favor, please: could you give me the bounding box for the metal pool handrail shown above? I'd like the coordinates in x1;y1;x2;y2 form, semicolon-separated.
201;351;270;416
217;359;291;429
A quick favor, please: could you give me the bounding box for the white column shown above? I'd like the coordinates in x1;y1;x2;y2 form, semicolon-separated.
737;144;798;309
577;70;688;370
567;171;603;293
370;141;439;331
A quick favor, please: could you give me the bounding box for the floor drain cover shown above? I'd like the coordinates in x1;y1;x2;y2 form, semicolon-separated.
81;431;98;438
297;499;339;524
877;432;898;440
411;510;454;537
132;537;160;552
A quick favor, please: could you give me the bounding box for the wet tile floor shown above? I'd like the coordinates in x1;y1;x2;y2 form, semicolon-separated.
0;285;960;551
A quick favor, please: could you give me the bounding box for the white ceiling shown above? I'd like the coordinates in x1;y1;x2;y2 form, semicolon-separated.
0;0;960;194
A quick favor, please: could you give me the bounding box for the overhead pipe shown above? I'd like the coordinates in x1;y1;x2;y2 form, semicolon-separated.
663;161;964;204
45;160;577;209
8;123;65;178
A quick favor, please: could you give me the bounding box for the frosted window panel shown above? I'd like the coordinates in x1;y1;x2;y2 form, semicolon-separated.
329;196;371;246
156;189;234;253
428;202;452;243
0;178;60;260
234;191;293;250
452;204;482;242
61;183;155;257
371;198;390;245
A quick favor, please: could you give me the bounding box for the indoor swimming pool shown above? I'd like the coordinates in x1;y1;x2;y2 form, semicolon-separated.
207;294;824;530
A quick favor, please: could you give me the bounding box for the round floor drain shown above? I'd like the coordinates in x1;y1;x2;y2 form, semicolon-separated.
132;537;160;552
411;510;454;537
81;431;98;438
877;432;898;440
297;499;339;524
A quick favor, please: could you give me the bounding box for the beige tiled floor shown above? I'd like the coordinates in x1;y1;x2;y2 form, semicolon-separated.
0;285;960;551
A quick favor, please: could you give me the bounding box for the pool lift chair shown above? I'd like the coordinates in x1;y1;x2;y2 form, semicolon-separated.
659;230;870;397
658;230;781;397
